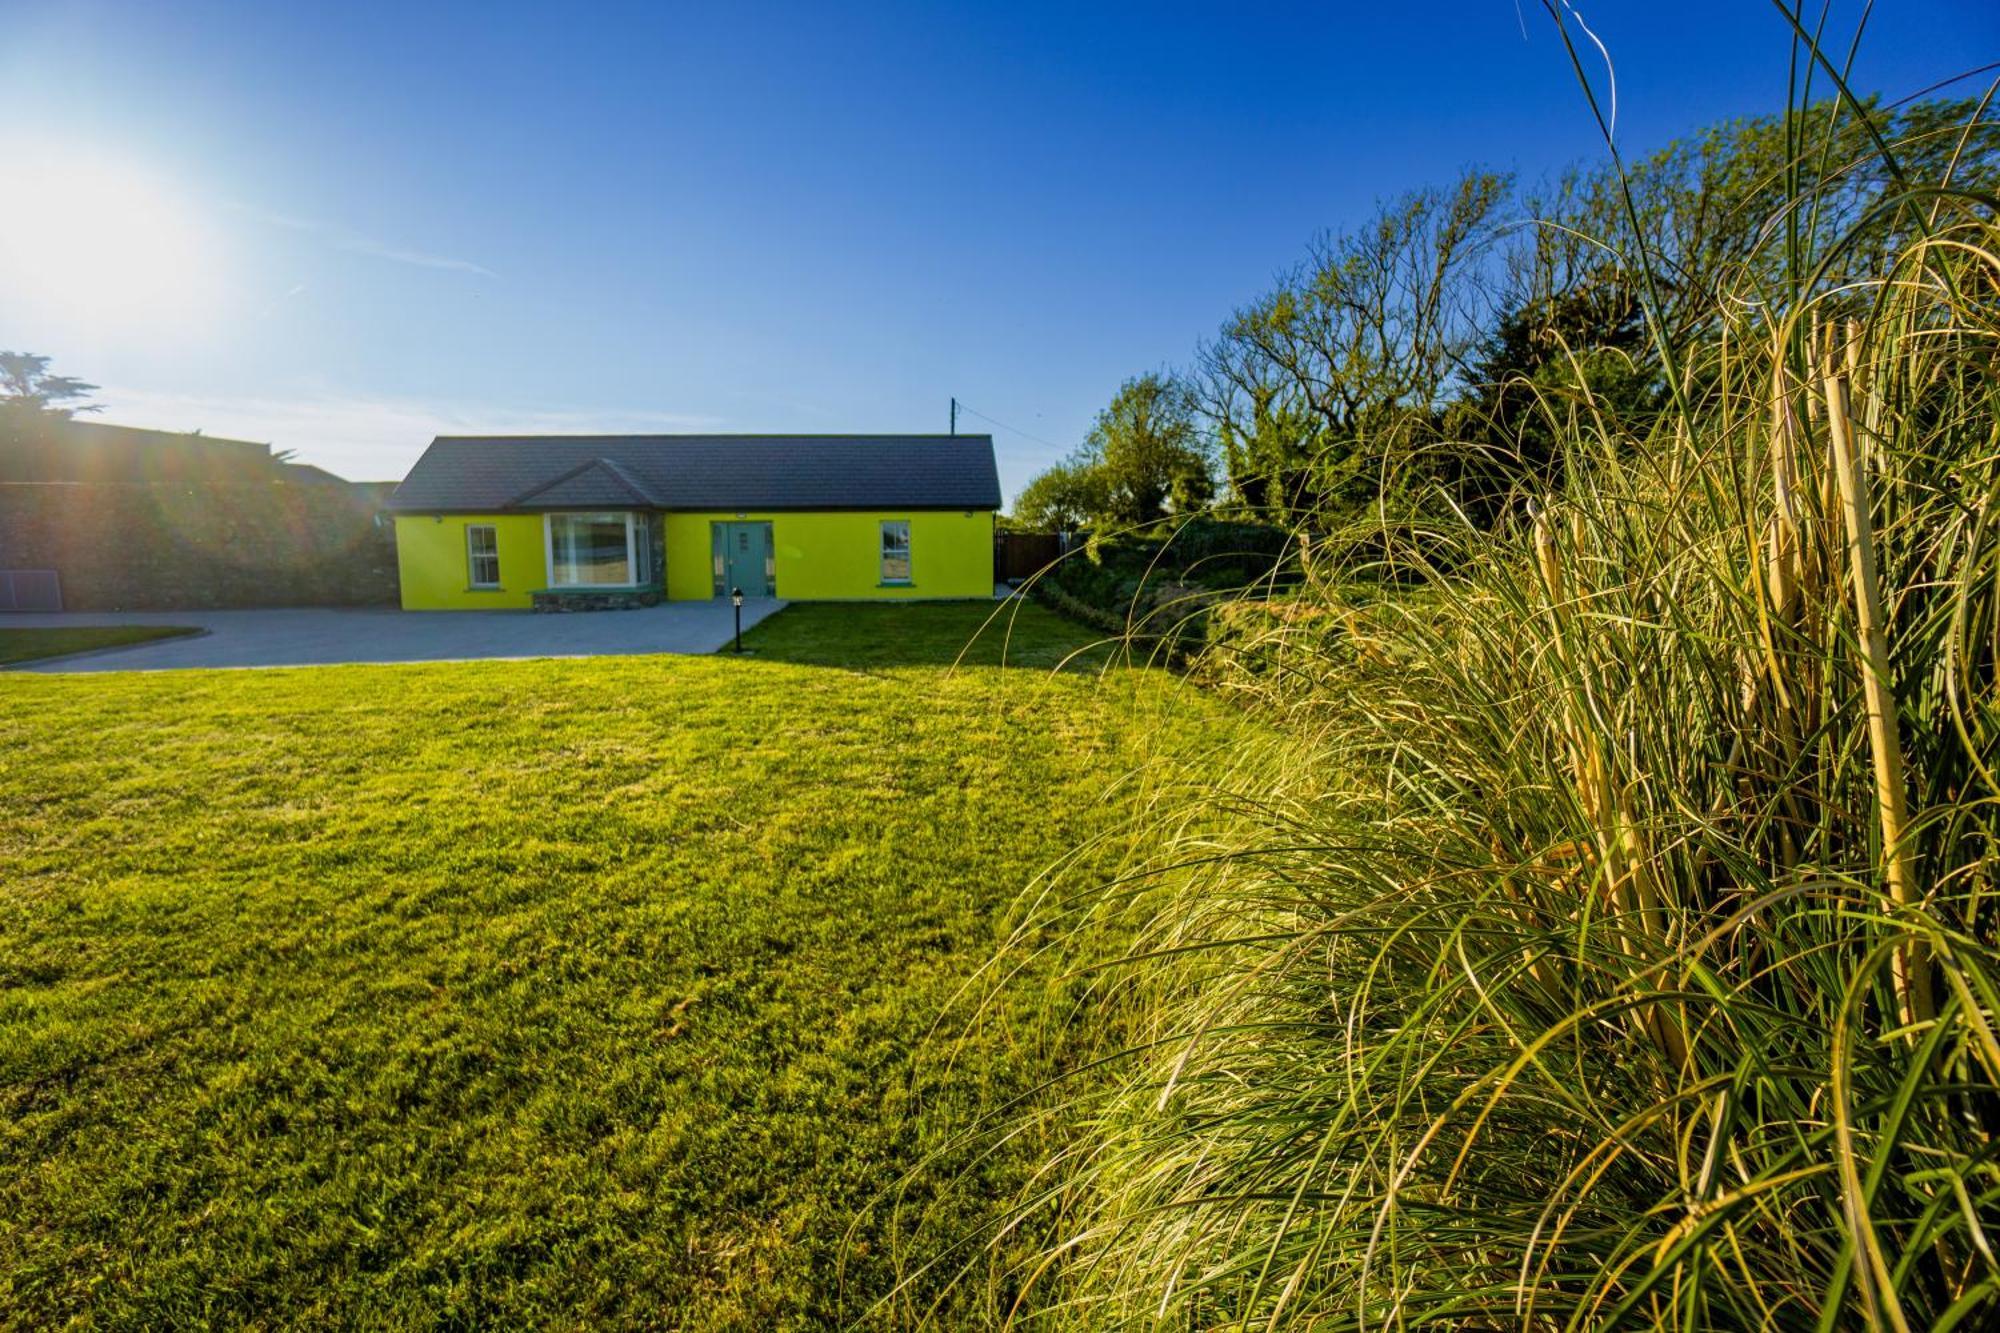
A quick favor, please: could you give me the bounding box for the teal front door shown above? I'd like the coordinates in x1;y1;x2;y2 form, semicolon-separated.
715;522;774;597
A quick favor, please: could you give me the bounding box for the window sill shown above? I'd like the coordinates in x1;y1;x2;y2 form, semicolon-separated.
878;581;914;588
465;586;505;593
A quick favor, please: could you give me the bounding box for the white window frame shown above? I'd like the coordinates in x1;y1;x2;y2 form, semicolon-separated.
465;523;501;589
880;518;912;585
543;511;647;588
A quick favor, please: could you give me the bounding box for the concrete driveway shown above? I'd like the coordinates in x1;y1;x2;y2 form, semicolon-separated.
6;601;789;672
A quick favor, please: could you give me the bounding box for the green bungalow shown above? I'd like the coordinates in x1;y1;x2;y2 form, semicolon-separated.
385;434;1000;610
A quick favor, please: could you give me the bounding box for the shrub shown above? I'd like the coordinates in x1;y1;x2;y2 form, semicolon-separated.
1014;95;2000;1329
1030;519;1297;666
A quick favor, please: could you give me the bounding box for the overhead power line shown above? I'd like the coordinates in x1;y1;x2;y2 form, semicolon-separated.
948;400;1070;455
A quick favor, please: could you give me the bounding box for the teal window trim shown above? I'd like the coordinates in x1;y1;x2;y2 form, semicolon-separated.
531;581;663;596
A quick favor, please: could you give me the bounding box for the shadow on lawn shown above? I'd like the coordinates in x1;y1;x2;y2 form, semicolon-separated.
733;599;1127;672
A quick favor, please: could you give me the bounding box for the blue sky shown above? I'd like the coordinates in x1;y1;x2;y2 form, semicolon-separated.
0;2;1993;497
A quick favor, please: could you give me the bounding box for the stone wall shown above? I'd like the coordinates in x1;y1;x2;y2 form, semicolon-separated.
0;480;400;610
530;586;663;612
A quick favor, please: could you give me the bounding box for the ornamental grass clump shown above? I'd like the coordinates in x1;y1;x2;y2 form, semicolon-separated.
1012;91;2000;1330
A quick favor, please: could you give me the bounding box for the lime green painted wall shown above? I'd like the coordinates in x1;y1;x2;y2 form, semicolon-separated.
394;514;544;610
396;510;994;607
662;511;993;601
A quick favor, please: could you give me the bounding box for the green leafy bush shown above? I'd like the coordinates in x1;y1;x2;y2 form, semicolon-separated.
1029;519;1297;664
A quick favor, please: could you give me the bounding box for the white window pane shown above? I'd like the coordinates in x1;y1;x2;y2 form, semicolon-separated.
467;525;500;587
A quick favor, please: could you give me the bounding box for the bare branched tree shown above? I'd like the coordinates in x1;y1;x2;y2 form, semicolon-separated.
1198;169;1511;514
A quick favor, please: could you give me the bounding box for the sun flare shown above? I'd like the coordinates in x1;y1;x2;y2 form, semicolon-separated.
0;145;221;344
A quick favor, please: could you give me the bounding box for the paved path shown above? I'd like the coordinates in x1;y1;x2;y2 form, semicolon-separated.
6;602;789;672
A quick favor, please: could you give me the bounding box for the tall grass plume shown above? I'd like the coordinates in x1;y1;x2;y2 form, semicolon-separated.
1003;50;2000;1332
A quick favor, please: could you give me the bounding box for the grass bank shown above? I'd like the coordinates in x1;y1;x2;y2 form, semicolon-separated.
0;624;200;665
0;601;1225;1328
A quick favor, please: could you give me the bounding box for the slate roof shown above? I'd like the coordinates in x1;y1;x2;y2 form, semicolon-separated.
508;457;662;508
386;435;1002;513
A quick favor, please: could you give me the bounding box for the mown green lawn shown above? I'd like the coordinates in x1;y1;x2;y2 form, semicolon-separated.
0;601;1221;1329
739;597;1122;670
0;624;201;665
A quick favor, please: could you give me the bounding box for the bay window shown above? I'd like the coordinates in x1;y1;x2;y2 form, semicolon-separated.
545;512;651;587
